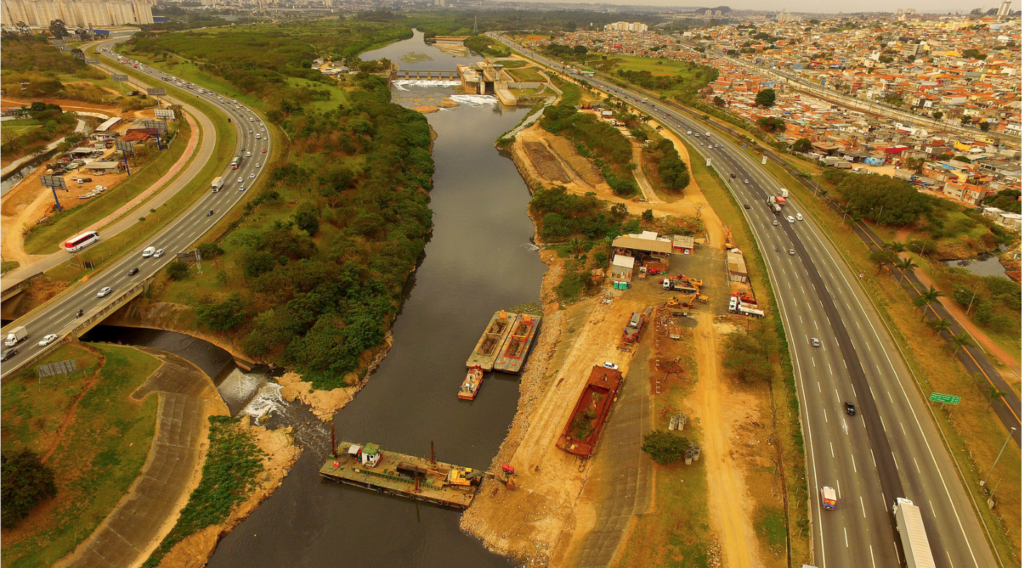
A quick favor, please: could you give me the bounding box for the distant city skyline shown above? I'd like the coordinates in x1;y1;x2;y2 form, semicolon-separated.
517;0;1023;16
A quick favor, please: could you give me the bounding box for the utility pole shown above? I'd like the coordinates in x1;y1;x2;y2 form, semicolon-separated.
981;426;1015;487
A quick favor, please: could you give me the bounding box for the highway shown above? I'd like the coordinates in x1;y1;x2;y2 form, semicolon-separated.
1;40;271;380
491;34;1001;568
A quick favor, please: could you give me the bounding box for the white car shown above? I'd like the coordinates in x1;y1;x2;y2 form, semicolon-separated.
237;177;243;183
239;185;245;192
38;334;58;346
250;173;255;179
796;213;803;221
154;249;165;258
256;163;261;168
97;287;112;297
246;151;252;157
602;361;619;370
787;216;795;223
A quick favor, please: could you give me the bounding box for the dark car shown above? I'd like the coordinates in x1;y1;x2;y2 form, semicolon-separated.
1;348;17;362
844;402;856;416
730;173;737;179
128;267;139;276
743;204;751;209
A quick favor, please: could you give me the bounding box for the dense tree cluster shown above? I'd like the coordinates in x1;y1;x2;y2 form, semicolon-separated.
830;171;933;225
641;430;692;464
647;138;690;191
530;186;637;241
541;100;637;196
755;88;776;108
982;189;1021;213
722;320;779;384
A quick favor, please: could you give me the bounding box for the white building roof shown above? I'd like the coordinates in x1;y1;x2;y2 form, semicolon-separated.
612;254;635;269
96;116;122;132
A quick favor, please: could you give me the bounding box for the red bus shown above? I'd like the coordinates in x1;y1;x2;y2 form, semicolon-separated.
64;231;100;252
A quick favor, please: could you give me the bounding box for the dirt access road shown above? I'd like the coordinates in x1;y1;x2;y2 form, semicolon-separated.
694;312;762;568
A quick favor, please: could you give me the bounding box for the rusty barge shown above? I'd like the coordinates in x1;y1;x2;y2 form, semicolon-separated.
557;366;623;458
493;313;541;374
319;441;484;510
466;310;519;372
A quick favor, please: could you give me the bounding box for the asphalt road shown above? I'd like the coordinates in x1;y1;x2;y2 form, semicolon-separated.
492;35;1000;568
1;41;270;379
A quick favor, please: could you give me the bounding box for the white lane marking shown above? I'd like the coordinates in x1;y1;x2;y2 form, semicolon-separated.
861;496;866;517
815;320;819;330
914;458;921;473
893;452;899;470
830;441;834;457
828;364;833;376
835;389;840;403
817;381;821;392
871;450;877;468
844;527;849;547
887;391;894;404
851;455;857;473
824;409;829;423
870;545;876;568
812;358;816;368
900;423;906;436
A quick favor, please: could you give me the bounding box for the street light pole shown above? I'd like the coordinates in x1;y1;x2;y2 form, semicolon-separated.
981;426;1015;487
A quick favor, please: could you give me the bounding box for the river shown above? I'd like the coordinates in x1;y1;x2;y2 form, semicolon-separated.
137;31;539;567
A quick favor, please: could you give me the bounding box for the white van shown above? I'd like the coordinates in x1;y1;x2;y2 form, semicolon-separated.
143;246;156;258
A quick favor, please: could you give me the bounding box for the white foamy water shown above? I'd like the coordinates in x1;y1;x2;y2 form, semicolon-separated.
240;381;285;420
449;94;497;106
218;369;266;410
393;79;462;91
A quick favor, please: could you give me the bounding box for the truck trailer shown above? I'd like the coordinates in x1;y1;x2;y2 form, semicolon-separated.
766;199;782;215
5;326;28;347
892;498;936;568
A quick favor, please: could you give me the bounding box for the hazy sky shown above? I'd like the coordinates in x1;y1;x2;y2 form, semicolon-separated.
522;0;1024;15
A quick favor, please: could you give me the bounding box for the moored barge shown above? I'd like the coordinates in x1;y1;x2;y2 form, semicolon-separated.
466;310;519;372
493;314;541;374
319;441;484;509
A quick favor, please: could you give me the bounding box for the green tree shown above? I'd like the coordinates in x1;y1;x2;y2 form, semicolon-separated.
979;121;990;132
293;204;320;236
755;88;776;108
928;318;951;337
792;138;813;153
932;111;944;120
196;293;248;331
713;96;726;107
896;257;917;284
166;261;189;280
949;331;971;359
1;449;57;530
642;209;654;222
641;430;691;464
914;285;943;320
869;249;899;273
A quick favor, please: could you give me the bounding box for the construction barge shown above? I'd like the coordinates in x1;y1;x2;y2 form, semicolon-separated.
493;313;541;374
557;366;623;458
320;441;484;510
466;310;519;372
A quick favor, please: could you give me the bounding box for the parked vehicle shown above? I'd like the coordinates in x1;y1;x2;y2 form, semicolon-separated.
5;326;29;347
893;498;935;568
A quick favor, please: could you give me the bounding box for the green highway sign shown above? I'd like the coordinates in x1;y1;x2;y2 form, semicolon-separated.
929;392;961;405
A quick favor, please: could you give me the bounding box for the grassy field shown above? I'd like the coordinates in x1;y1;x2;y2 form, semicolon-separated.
505;66;546;83
742;142;1022;564
1;343;161;568
287;77;350;112
24;118;189;255
3;118;42;138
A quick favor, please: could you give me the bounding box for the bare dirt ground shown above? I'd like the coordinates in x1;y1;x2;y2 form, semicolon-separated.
693;313;762;568
462;250;650;564
524;141;571;183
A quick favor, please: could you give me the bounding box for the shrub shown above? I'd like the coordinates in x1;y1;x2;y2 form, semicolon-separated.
641;430;691;464
166;261;189;280
196;293;248;331
1;449;57;530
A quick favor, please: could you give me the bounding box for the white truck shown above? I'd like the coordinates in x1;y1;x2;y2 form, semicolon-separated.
779;188;789;198
5;326;28;347
892;498;936;568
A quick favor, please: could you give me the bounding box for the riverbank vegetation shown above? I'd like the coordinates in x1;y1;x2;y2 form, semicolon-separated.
124;26;435;389
585;54;719;104
142;417;264;568
464;34;509;57
540;98;638;196
1;343;160;568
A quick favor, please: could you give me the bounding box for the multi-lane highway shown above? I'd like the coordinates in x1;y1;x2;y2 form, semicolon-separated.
492;34;1001;568
1;41;271;379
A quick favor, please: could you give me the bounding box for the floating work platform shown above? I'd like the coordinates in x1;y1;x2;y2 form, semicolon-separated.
466;310;520;372
493;314;541;374
320;441;484;510
557;366;623;459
